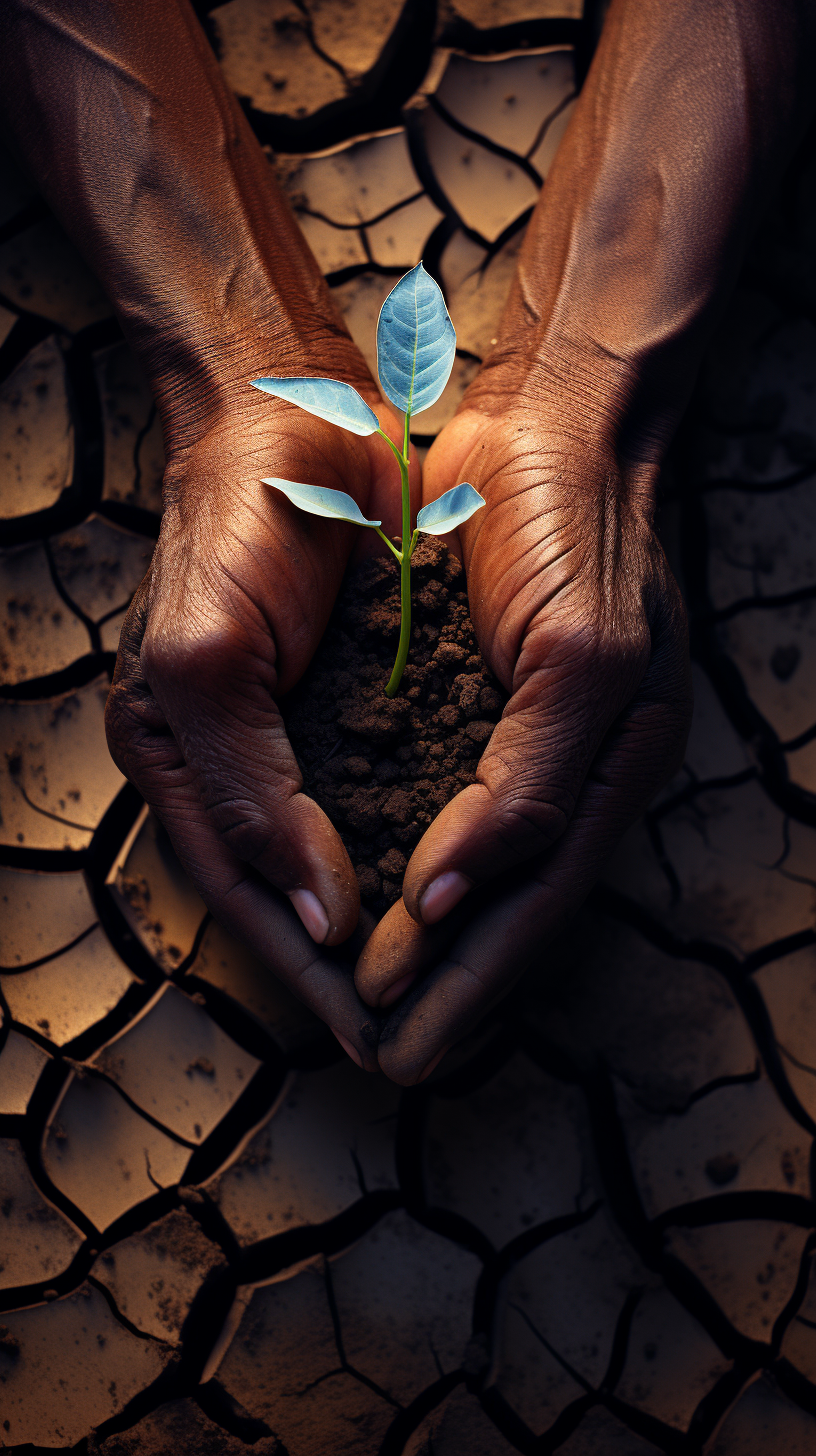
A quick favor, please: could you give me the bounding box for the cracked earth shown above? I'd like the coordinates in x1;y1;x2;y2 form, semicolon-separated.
2;1;816;1451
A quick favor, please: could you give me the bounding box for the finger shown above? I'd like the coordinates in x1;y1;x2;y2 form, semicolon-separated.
106;588;381;1065
138;575;359;947
357;622;659;1008
354;896;473;1009
400;606;653;927
376;747;667;1084
375;630;692;1083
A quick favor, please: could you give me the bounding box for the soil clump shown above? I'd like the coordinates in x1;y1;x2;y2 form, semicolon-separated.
284;538;508;920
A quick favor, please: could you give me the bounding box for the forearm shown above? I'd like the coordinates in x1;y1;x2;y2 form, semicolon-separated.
483;0;816;464
0;0;364;446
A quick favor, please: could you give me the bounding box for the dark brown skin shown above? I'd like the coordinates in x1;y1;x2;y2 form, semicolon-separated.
1;0;814;1080
0;0;419;1065
356;0;816;1081
358;0;816;1081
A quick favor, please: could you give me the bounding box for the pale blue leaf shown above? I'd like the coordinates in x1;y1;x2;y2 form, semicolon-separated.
262;477;381;527
251;377;379;436
377;263;456;416
416;482;485;535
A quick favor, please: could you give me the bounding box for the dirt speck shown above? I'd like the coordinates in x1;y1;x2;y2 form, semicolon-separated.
284;539;507;918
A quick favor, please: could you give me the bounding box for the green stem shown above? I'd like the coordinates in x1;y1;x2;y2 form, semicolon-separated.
374;525;403;563
384;414;412;697
377;427;404;467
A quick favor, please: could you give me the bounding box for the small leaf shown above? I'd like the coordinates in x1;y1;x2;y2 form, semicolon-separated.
262;477;382;527
251;377;379;436
416;482;485;535
377;262;456;416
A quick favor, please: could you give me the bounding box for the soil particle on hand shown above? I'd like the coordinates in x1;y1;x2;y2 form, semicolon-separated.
283;538;508;919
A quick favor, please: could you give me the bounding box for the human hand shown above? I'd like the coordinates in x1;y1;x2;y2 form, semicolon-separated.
355;375;693;1084
106;368;416;1067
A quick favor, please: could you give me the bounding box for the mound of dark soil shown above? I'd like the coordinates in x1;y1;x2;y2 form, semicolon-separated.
284;538;508;920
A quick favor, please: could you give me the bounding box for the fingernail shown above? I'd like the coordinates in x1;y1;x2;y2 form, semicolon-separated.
419;870;472;925
289;888;329;943
379;972;417;1008
333;1030;362;1067
418;1045;450;1082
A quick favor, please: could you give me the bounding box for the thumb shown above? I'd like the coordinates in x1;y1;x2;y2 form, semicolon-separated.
400;625;649;926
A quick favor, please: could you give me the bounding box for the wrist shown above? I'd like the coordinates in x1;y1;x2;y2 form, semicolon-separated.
147;304;376;458
454;329;663;502
469;329;635;437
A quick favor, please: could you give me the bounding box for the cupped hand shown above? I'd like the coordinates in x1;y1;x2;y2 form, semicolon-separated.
356;381;693;1083
106;370;417;1066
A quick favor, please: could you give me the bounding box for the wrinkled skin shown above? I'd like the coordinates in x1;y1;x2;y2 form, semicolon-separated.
1;0;814;1082
351;0;816;1081
105;392;417;1066
356;385;692;1082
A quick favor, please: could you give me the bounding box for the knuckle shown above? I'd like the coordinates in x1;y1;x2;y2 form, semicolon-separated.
518;609;652;694
491;795;571;856
205;795;280;866
141;616;244;692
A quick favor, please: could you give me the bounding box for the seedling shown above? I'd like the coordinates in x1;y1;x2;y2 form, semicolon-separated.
251;263;484;697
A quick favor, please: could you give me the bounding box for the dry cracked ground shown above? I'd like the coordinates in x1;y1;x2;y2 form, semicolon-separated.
2;1;816;1452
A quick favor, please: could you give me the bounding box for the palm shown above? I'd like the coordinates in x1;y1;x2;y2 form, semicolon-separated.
148;397;415;697
356;401;692;1084
425;407;602;682
106;387;418;1068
